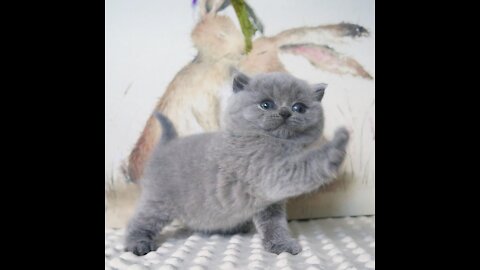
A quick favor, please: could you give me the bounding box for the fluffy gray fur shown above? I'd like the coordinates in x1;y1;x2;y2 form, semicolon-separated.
125;72;350;256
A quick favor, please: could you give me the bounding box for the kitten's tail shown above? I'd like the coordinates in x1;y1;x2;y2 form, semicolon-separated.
154;112;177;144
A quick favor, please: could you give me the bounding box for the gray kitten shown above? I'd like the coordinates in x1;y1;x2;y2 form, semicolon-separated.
125;72;350;256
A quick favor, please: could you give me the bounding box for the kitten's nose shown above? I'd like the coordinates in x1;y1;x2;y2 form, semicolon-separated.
279;109;292;119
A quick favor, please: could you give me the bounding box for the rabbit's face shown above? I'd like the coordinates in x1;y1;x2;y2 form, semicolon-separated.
240;38;286;74
191;15;244;61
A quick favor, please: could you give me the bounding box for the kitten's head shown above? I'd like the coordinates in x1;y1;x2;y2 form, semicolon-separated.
224;72;326;142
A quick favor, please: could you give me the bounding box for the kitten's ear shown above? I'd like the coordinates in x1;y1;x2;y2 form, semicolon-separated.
312;83;328;101
233;72;251;93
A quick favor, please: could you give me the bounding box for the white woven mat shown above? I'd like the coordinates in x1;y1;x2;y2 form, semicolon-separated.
105;216;375;270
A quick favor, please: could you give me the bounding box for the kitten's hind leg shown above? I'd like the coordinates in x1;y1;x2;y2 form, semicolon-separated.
124;199;172;256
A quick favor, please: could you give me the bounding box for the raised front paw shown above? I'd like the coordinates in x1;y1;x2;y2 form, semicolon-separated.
263;238;302;255
332;127;350;150
125;239;157;256
325;127;350;174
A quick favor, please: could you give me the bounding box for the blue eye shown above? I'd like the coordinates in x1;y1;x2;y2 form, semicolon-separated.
292;103;307;113
260;100;275;110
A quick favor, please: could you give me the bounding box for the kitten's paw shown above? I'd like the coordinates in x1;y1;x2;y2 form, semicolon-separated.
332;127;350;150
324;128;350;176
326;148;347;175
263;239;302;255
125;239;157;256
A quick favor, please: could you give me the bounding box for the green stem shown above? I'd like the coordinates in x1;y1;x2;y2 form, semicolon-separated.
230;0;253;54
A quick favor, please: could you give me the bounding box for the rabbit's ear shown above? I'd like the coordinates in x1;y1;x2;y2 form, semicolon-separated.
199;0;220;18
209;0;224;14
198;0;208;18
280;43;373;80
274;23;369;53
202;0;223;17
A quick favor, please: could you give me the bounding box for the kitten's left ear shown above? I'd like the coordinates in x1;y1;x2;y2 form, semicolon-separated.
313;83;328;101
233;72;251;93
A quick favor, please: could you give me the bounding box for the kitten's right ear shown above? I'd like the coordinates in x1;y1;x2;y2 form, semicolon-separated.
313;83;328;101
233;72;251;93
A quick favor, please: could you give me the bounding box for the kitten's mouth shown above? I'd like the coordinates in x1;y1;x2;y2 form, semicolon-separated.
265;121;298;139
276;119;296;129
262;118;300;134
268;120;288;130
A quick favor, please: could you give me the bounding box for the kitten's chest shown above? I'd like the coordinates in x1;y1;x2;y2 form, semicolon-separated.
220;138;302;172
216;136;303;191
214;170;261;211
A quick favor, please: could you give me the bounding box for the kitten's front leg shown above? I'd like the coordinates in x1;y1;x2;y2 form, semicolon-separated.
263;127;350;202
253;203;302;255
319;127;350;178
